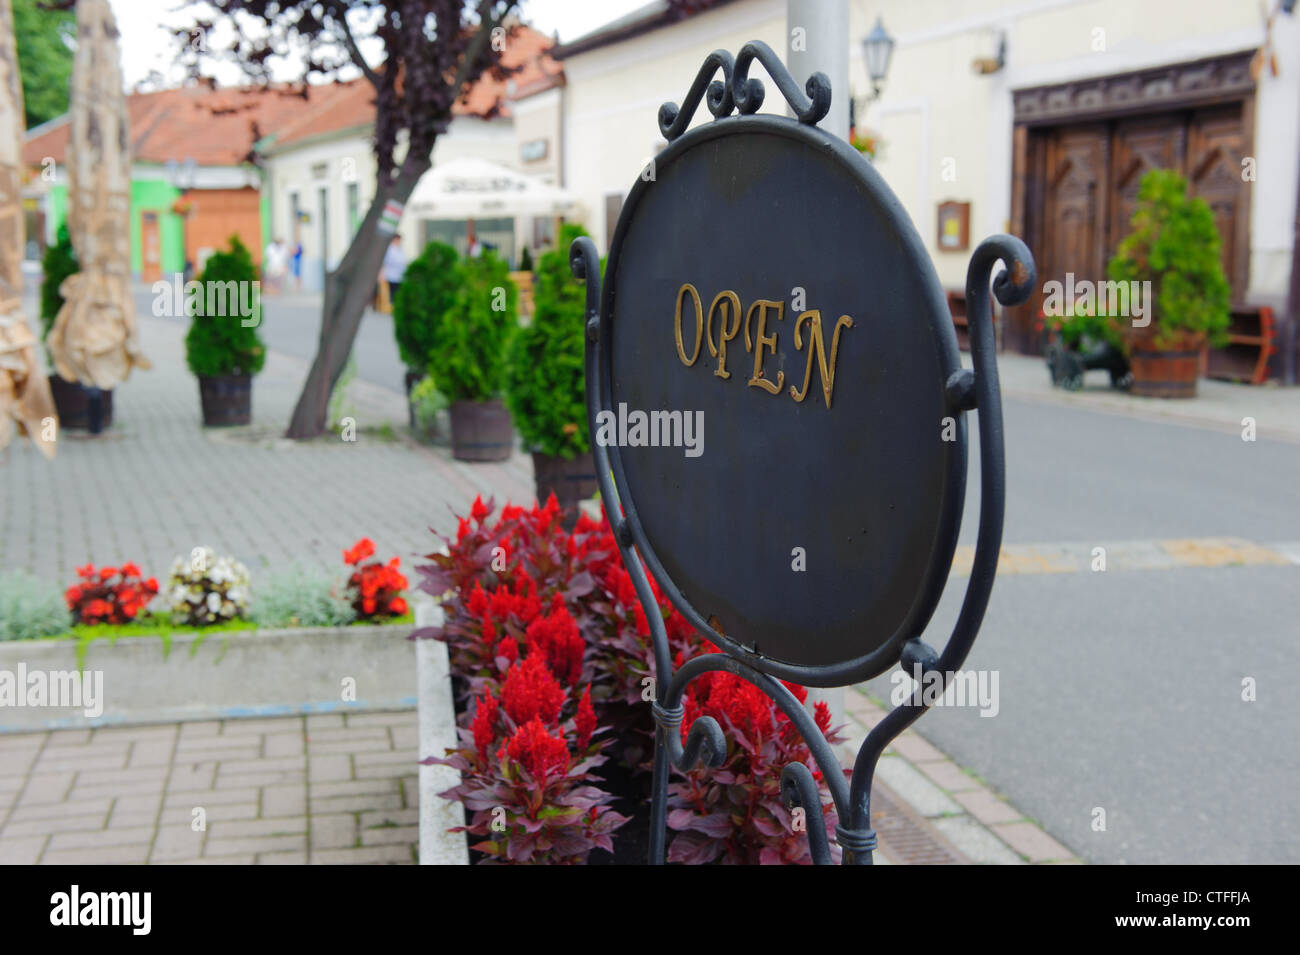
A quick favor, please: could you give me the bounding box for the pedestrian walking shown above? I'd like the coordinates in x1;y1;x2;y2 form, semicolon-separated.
263;238;287;295
382;234;408;303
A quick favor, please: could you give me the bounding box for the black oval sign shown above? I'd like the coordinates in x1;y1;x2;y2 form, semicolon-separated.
599;115;966;686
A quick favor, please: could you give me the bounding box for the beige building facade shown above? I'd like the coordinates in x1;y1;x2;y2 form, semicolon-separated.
555;0;1300;372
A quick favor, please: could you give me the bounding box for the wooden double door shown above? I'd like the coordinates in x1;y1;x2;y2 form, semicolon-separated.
1014;105;1250;352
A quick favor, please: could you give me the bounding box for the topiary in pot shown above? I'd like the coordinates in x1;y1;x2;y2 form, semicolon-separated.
40;224;111;429
1106;169;1231;398
505;223;599;511
393;241;461;421
184;236;266;425
429;249;518;461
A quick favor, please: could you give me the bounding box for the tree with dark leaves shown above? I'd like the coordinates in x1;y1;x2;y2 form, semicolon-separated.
178;1;519;439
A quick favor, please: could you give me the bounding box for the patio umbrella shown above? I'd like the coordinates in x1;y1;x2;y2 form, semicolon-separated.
46;0;149;389
0;0;56;458
404;157;578;219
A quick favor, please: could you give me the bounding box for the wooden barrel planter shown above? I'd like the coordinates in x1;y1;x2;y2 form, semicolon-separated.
1129;334;1205;398
448;398;514;462
197;373;252;426
48;375;113;431
532;451;599;512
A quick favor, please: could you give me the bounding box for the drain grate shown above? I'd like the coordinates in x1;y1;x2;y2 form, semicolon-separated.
870;782;969;865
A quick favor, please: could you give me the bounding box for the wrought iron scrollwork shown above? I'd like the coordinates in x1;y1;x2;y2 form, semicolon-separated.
570;105;1036;864
732;40;831;124
659;41;830;142
658;50;736;141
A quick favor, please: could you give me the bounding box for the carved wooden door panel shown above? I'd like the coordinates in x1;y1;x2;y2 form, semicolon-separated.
1186;106;1249;297
1041;125;1109;316
1109;116;1185;260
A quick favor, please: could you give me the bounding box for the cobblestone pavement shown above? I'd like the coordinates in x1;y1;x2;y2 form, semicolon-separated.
0;711;419;864
0;310;534;583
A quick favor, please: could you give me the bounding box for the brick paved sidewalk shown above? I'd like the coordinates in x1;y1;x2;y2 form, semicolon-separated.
0;711;419;864
0;312;534;583
0;305;1080;865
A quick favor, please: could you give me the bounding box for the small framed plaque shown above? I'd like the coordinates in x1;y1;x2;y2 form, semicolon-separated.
937;200;970;252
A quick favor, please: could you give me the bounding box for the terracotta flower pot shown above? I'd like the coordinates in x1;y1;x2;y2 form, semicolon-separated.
449;398;514;462
197;373;252;426
1128;332;1205;399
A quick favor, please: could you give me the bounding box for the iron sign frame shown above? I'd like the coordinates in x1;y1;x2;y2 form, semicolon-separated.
569;41;1035;865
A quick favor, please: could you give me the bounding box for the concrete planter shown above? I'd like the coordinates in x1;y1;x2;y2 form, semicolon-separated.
414;600;468;864
0;622;416;732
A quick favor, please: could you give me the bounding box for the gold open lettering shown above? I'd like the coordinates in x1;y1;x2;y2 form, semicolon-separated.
789;310;854;409
706;290;742;379
672;283;853;408
745;299;785;394
674;283;704;366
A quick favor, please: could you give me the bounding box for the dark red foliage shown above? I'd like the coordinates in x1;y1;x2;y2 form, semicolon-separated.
419;495;846;865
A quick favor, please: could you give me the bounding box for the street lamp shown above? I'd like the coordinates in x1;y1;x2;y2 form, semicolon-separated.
861;17;895;101
851;17;895;145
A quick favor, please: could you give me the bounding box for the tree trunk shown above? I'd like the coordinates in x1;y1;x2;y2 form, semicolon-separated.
284;157;429;439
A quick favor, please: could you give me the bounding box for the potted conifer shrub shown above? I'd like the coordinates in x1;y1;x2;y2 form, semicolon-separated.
185;236;266;426
1106;169;1230;398
429;249;517;461
40;225;111;430
505;223;599;510
393;241;461;427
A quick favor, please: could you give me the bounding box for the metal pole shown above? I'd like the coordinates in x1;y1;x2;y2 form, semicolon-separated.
786;0;849;140
787;0;850;744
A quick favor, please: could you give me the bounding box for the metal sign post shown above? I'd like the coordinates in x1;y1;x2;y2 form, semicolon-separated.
570;42;1035;865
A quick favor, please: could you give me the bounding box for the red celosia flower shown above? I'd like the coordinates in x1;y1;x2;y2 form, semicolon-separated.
471;693;499;763
498;636;519;663
466;581;489;618
456;517;472;543
500;654;565;726
506;718;570;783
470;495;490;525
99;567;118;581
525;602;585;685
120;562;141;578
575;687;597;750
814;701;832;735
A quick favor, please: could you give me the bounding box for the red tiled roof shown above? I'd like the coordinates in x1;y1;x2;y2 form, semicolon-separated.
24;83;312;168
269;24;561;150
24;24;561;167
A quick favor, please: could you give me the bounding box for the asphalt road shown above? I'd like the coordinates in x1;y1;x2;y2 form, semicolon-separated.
137;284;1300;864
866;398;1300;864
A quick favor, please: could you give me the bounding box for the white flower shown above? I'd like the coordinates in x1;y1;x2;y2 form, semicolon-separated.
206;592;221;613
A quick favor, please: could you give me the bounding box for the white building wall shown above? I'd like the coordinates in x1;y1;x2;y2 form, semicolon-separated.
561;0;787;254
561;0;1297;302
263;116;516;291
